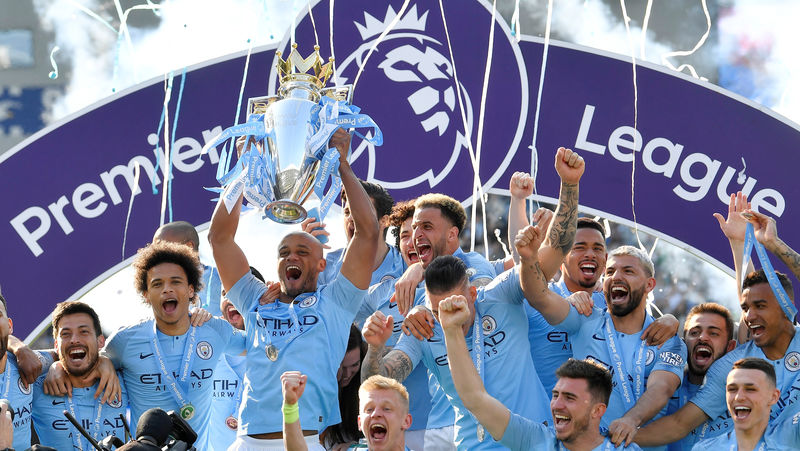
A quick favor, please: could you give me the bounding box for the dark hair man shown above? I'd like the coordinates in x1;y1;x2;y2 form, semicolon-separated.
209;129;379;449
153;220;224;316
518;224;687;449
32;302;129;450
309;180;404;288
635;203;800;449
664;303;736;451
102;241;246;449
438;291;640;450
690;358;800;450
363;252;552;450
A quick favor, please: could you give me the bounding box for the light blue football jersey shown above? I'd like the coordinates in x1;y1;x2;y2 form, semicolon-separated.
33;372;129;451
103;317;245;449
2;354;35;451
396;268;550;450
208;353;246;450
227;271;366;435
318;246;406;287
501;411;643;451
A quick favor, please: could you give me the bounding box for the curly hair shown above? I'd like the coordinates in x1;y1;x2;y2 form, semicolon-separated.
389;200;416;248
132;241;203;304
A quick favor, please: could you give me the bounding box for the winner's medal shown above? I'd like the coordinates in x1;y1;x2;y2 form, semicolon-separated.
226;415;238;430
477;424;486;442
180;403;195;420
266;344;279;361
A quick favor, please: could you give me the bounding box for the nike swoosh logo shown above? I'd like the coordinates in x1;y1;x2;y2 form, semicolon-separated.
52;399;64;405
139;352;153;359
592;334;606;341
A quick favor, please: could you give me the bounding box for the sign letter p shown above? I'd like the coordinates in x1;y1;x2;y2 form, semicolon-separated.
10;207;51;257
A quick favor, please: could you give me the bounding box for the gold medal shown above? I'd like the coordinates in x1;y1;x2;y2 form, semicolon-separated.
226;415;238;430
266;344;279;361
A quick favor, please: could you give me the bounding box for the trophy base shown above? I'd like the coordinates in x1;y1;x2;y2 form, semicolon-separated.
265;200;308;224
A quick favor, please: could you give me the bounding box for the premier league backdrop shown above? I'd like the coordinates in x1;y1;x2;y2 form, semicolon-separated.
2;0;799;338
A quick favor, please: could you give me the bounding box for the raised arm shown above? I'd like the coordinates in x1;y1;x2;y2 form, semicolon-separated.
713;192;752;294
744;209;800;282
208;189;250;293
539;147;584;279
334;130;379;290
609;370;681;446
634;401;709;447
516;224;572;325
361;311;415;383
281;371;309;451
439;295;511;441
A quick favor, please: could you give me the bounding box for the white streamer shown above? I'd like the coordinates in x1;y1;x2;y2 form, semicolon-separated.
661;0;711;80
329;0;339;85
619;0;644;250
351;0;412;95
528;0;554;215
122;161;142;258
159;72;175;227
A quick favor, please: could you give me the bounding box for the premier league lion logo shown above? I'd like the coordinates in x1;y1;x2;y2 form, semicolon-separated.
275;0;528;203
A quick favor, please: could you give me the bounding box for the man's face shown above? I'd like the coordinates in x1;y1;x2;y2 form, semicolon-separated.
726;368;779;433
603;255;654;317
563;228;606;289
741;283;789;349
550;377;600;443
337;347;361;388
684;313;733;377
277;233;325;297
412;207;456;267
145;263;195;328
359;388;412;451
220;293;244;331
56;313;102;378
398;217;419;266
342;196;383;244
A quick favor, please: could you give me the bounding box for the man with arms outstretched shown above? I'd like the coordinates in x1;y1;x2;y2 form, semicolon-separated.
209;128;379;449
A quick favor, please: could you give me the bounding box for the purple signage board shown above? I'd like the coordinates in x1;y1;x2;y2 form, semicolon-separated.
2;0;798;338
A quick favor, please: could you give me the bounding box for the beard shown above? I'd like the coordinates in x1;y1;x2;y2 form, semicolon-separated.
605;284;646;317
556;409;592;443
63;348;99;379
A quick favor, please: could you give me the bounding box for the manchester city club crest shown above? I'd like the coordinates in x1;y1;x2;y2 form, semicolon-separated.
272;0;528;204
645;349;655;366
17;377;31;395
299;295;318;308
196;341;214;360
785;351;800;372
481;315;496;334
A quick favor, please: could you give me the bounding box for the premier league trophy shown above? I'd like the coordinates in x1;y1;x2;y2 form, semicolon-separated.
204;44;381;225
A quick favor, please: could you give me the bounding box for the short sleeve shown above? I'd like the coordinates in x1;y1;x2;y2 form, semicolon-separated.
207;317;247;355
652;336;687;382
499;411;553;450
102;328;128;369
481;267;524;305
690;352;735;419
394;333;424;371
321;270;367;319
554;304;588;334
226;272;268;314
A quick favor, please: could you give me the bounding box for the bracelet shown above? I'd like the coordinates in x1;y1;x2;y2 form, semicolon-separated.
282;402;300;424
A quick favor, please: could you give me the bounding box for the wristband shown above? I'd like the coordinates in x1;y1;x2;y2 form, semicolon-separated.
282;402;300;424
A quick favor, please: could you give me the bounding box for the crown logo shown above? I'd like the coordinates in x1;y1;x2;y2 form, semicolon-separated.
355;4;429;41
276;44;335;87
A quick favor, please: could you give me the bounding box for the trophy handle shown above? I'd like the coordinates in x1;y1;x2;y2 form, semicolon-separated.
247;95;280;115
321;85;353;104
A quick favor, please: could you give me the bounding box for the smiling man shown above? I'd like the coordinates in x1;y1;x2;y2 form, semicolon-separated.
664;303;736;451
32;302;129;450
437;291;640;450
209;128;379;449
635;269;799;449
518;228;686;451
102;241;246;449
690;357;800;450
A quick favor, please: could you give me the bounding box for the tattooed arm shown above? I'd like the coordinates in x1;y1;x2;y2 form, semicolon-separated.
744;209;800;282
361;311;416;383
537;147;584;280
515;224;572;325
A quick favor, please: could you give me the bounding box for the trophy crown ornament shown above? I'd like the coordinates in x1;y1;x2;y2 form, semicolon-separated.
276;44;335;89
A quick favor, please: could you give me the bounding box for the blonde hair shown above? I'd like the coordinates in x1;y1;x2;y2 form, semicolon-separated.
359;375;410;410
